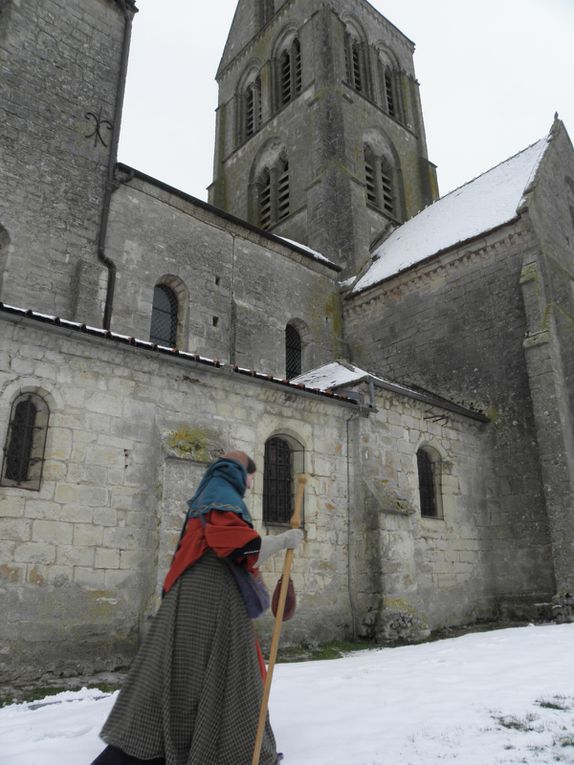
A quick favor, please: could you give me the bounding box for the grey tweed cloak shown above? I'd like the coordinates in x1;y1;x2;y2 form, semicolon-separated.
100;552;278;765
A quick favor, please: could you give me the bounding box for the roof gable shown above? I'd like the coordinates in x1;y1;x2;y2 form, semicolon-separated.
353;134;551;294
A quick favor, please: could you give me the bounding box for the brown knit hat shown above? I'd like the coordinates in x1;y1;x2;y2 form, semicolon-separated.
221;450;256;474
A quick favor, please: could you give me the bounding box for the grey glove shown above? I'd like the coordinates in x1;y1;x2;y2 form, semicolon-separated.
258;529;304;564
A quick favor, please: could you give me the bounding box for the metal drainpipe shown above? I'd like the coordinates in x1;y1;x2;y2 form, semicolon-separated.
98;0;135;330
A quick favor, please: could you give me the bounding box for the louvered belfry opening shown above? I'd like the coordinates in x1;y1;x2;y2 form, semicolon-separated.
277;159;290;221
279;39;302;108
2;393;49;491
285;323;302;379
243;76;261;140
259;156;289;229
417;449;438;517
384;71;395;117
381;161;394;215
150;284;178;346
364;149;377;206
345;34;363;93
245;83;256;137
280;49;292;105
259;170;272;229
263;436;293;524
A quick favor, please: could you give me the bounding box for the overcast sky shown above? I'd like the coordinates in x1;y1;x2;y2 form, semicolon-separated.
118;0;574;201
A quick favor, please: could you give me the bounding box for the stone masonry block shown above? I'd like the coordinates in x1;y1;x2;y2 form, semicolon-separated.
14;542;56;564
56;545;95;567
0;497;25;518
73;567;106;588
0;518;32;542
95;548;120;569
32;520;73;545
54;484;109;507
73;524;103;547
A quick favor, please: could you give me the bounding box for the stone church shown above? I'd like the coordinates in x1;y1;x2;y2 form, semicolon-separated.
1;0;573;685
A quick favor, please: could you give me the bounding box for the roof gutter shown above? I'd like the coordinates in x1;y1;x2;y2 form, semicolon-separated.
98;0;137;330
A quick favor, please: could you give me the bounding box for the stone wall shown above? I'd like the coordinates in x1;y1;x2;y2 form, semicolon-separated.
0;312;356;684
351;388;494;639
0;0;129;317
345;222;556;608
519;123;574;593
102;173;343;377
0;307;503;682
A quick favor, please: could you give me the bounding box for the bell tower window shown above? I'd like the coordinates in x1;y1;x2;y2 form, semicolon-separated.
241;75;262;142
344;24;368;96
278;38;302;107
364;144;399;220
257;154;290;230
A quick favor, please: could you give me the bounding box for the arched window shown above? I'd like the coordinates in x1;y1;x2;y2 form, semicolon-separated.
278;37;302;107
150;284;178;346
285;323;302;379
241;75;262;142
263;435;305;525
344;24;368;95
1;392;50;491
364;145;398;218
417;446;443;518
257;154;290;230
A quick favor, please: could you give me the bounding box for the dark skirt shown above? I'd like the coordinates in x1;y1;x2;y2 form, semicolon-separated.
91;745;164;764
92;553;277;765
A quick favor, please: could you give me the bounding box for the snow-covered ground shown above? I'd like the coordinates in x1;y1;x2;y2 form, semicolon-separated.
1;624;573;765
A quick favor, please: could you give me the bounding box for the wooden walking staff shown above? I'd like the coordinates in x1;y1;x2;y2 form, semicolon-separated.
251;473;308;765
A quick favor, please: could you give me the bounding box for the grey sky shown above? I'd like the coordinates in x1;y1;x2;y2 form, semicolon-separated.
118;1;574;201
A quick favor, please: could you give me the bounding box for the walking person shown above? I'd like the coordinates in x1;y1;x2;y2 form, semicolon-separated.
91;450;304;765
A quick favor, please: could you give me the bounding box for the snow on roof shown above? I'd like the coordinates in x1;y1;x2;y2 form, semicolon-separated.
353;135;551;294
292;361;489;421
291;361;369;390
277;237;336;267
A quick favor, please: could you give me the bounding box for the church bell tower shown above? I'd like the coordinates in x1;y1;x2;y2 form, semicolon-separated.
209;0;438;272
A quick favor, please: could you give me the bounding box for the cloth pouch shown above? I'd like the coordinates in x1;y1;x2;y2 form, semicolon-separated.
271;576;296;621
226;560;270;619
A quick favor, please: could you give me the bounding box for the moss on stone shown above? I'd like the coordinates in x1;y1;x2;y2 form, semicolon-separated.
167;427;212;462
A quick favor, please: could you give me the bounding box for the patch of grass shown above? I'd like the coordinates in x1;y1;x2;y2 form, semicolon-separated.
537;696;572;711
278;638;375;662
492;713;540;732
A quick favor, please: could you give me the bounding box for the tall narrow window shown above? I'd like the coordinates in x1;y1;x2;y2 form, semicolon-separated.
277;38;302;108
259;170;272;230
364;148;377;206
417;447;442;518
242;76;262;141
277;158;290;221
381;159;394;215
364;144;399;219
384;71;396;117
285;324;302;379
257;153;289;230
263;437;293;524
150;284;178;346
345;30;366;94
1;392;49;491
